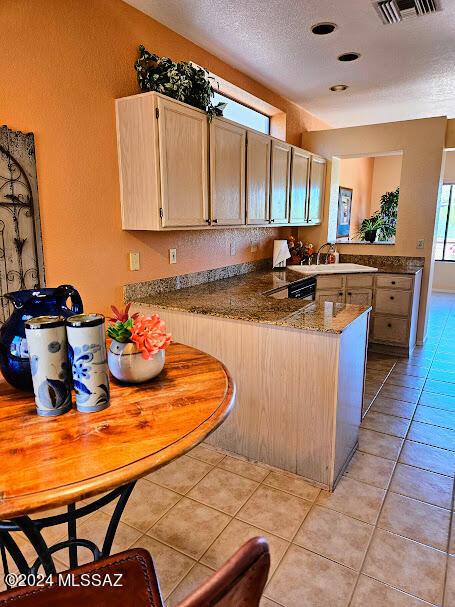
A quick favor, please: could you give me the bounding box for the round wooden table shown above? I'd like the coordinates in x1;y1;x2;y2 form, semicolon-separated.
0;343;235;579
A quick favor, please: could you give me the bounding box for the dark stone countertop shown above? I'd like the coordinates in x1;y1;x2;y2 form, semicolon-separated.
132;268;371;334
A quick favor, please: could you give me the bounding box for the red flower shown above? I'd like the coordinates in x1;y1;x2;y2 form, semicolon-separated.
108;303;140;322
130;314;172;360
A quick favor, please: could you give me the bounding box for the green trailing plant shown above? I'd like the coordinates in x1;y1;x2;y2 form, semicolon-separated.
357;187;399;242
375;187;399;241
134;45;226;119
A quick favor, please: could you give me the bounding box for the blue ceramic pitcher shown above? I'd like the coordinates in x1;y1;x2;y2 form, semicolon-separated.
0;285;83;391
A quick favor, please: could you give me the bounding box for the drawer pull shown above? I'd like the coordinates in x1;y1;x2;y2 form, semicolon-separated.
390;296;394;300
212;218;218;224
391;281;396;285
387;323;392;328
347;292;352;296
339;292;343;296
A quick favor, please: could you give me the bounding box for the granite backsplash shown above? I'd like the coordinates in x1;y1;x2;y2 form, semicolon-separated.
339;254;424;272
124;258;272;302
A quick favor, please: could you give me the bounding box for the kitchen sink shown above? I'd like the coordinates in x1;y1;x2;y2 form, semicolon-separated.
287;263;378;275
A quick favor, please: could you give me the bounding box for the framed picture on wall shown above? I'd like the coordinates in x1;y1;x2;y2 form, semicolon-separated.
337;187;353;239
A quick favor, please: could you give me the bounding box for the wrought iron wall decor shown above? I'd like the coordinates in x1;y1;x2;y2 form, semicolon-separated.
0;126;45;323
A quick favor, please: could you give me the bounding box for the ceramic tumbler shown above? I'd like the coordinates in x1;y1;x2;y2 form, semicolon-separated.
66;314;110;413
24;316;72;417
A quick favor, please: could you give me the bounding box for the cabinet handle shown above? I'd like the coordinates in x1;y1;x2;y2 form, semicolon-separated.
347;292;352;296
339;292;343;296
212;219;218;224
205;219;212;225
391;281;396;285
390;296;394;300
387;323;392;328
270;219;275;223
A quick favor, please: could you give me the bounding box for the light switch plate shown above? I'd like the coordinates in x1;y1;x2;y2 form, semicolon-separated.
169;248;177;264
129;251;140;271
416;239;424;249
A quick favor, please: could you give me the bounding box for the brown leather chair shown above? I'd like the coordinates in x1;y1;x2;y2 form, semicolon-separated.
0;537;270;606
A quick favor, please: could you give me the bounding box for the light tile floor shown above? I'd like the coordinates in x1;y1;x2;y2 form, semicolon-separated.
2;293;455;606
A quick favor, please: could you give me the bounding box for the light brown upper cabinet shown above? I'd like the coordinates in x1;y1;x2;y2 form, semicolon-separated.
307;155;326;225
210;118;246;226
116;92;209;230
116;92;327;230
289;147;311;225
157;96;210;228
270;140;291;224
246;131;271;225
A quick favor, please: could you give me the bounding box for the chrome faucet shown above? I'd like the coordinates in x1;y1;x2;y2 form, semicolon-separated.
316;242;335;265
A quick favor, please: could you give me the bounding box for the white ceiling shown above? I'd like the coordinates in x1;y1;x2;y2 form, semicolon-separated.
125;0;455;128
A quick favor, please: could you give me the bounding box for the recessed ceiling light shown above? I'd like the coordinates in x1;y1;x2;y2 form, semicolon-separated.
338;52;361;62
330;84;349;92
311;22;337;35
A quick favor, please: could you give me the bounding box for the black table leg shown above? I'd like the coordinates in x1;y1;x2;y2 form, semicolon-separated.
0;480;137;579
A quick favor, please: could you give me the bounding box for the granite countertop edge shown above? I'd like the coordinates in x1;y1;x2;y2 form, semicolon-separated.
132;297;371;335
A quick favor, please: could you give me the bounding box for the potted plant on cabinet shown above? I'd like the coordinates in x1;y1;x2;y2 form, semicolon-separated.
107;304;171;384
134;45;226;120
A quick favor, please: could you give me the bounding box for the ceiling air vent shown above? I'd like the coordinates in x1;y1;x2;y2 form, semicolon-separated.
375;0;442;24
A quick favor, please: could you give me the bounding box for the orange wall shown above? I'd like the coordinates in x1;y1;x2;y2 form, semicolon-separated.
370;156;402;214
338;158;374;239
1;0;328;313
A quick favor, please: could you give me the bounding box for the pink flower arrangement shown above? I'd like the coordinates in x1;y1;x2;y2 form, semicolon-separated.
107;304;172;360
130;314;172;360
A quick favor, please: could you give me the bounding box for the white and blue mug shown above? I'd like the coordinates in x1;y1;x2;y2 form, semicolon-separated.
66;314;110;413
24;316;72;417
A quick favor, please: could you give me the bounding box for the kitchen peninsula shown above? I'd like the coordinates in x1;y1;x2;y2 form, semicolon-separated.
129;261;371;490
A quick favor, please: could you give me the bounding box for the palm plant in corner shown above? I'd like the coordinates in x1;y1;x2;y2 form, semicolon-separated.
107;303;171;384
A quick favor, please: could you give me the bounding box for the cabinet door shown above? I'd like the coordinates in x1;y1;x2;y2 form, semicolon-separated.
210;118;246;225
289;148;310;224
315;289;345;305
346;288;373;306
246;131;271;225
157;97;209;227
270;140;291;224
307;155;326;225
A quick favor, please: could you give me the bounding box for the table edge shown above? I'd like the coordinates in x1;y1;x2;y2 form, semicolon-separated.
0;362;235;520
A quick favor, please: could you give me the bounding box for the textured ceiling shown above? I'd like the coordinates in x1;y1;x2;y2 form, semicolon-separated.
125;0;455;128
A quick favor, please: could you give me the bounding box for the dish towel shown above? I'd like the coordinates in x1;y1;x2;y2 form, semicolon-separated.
273;240;291;268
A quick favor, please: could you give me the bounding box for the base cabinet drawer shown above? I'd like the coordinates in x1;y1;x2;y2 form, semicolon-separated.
346;274;374;288
375;289;411;316
346;288;373;306
315;289;345;304
371;315;409;345
376;274;413;290
316;275;345;290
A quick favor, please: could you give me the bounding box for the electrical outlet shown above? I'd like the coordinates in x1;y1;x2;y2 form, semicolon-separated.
230;242;236;256
169;248;177;264
416;239;424;249
250;244;258;253
129;251;140;271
